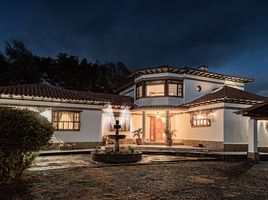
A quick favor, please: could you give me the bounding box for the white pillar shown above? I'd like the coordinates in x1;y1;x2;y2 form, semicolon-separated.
247;119;259;163
166;110;170;131
142;111;146;140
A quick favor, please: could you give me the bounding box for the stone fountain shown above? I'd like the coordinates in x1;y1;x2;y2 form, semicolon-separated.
107;120;126;152
91;120;142;163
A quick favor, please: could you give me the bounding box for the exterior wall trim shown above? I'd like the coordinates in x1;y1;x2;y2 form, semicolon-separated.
0;102;102;111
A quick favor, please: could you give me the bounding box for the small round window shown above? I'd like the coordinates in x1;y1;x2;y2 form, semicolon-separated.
196;85;202;92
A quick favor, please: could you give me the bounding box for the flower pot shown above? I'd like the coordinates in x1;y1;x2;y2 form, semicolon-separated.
166;139;173;146
136;138;143;145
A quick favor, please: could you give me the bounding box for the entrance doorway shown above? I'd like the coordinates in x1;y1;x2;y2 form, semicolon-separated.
149;116;165;142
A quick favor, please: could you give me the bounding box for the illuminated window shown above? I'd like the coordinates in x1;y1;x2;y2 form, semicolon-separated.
191;113;211;127
52;111;80;131
146;80;165;97
136;79;183;98
136;84;143;99
110;115;130;131
168;80;183;97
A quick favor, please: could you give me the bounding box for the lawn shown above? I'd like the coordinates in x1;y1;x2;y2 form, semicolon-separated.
0;158;268;199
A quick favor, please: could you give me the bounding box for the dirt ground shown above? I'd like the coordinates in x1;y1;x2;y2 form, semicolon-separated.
0;156;268;200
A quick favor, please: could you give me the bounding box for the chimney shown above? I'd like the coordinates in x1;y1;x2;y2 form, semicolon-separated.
197;65;208;71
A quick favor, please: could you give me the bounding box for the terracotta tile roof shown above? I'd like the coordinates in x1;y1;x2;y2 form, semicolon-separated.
186;86;268;107
84;92;133;107
130;65;253;83
0;84;133;106
236;101;268;119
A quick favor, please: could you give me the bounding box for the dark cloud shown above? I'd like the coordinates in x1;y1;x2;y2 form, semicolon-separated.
1;0;268;95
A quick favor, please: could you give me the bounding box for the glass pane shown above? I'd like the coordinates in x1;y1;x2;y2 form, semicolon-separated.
52;112;58;121
59;122;64;129
146;84;165;96
74;123;79;130
136;85;143;98
168;84;177;96
59;112;72;122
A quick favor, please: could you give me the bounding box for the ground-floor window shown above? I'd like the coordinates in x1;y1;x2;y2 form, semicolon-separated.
52;110;81;131
191;113;211;127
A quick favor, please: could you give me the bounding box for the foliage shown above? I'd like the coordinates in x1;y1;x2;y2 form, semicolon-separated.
0;107;54;184
93;146;138;154
132;128;143;139
0;39;132;93
127;146;135;153
164;129;176;140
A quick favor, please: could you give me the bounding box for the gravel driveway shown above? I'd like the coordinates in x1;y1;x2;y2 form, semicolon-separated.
0;155;268;200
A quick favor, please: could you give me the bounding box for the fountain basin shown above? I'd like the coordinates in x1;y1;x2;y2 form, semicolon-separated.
107;134;126;140
91;152;142;164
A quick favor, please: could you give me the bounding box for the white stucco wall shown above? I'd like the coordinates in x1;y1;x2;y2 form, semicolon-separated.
52;109;102;143
257;120;268;147
0;98;103;144
223;108;250;144
135;97;184;106
131;114;142;132
223;106;268;148
172;108;224;142
183;79;222;103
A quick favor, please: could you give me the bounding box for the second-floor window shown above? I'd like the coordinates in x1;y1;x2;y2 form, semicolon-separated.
168;80;183;97
135;79;183;99
146;80;165;97
136;84;143;99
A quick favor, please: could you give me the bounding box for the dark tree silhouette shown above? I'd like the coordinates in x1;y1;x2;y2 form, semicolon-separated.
0;39;131;93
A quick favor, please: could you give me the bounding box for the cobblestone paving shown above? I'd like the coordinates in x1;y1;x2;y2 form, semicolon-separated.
30;154;217;171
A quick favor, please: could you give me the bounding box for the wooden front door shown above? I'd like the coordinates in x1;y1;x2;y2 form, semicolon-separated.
150;116;163;142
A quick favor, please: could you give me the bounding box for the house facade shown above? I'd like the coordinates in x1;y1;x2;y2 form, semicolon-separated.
0;65;267;151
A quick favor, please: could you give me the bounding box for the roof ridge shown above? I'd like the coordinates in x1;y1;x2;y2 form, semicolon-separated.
185;85;268;107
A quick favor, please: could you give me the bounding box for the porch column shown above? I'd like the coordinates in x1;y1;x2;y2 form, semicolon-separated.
165;110;169;131
142;111;146;140
247;119;259;163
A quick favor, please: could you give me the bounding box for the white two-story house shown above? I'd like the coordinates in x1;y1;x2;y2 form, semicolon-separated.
118;65;268;151
0;65;267;151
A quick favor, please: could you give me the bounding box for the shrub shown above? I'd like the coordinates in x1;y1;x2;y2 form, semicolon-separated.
0;107;54;184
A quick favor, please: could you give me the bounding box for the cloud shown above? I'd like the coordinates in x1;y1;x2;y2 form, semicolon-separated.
1;0;268;95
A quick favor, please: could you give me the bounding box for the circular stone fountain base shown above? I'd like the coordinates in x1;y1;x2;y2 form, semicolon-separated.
91;152;142;164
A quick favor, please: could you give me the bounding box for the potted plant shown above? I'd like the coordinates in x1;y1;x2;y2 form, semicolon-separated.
165;129;176;146
132;128;143;145
102;135;108;145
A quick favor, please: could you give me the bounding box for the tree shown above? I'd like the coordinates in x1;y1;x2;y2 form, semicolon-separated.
0;108;54;184
0;39;132;93
3;39;41;85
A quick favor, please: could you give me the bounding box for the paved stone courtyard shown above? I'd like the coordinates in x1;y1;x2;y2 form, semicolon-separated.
30;154;217;171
